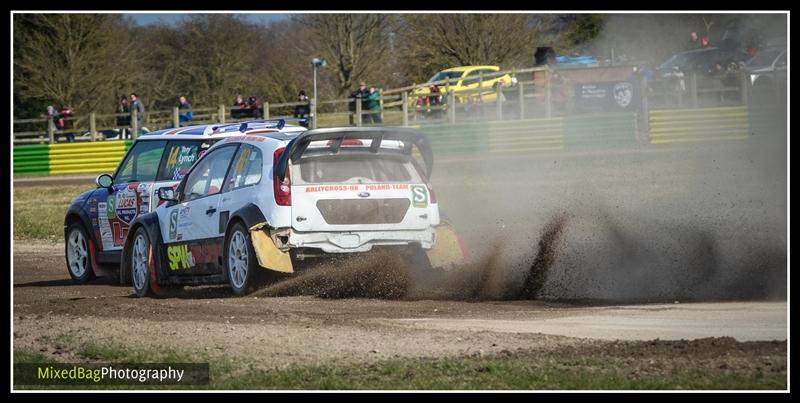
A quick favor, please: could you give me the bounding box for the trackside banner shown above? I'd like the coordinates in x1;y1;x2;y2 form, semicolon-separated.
14;363;209;385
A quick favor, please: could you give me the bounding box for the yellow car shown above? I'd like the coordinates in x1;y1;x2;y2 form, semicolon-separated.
411;66;512;105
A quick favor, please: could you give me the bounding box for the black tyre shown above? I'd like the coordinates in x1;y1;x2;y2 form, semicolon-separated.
130;227;155;298
65;222;95;284
225;222;265;296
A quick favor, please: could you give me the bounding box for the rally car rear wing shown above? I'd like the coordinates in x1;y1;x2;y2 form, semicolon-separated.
275;127;434;181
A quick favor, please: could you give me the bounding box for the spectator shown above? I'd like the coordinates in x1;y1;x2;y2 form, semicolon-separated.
232;94;247;119
57;105;75;143
366;86;382;124
427;84;444;120
46;105;58;131
178;95;193;126
294;90;310;121
114;97;131;139
701;36;711;48
129;93;145;138
116;97;130;127
247;95;262;119
349;81;370;125
687;32;701;50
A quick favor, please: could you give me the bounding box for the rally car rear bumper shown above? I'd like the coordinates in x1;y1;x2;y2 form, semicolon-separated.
283;228;436;253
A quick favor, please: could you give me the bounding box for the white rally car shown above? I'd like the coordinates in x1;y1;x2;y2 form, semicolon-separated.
63;119;308;285
121;127;467;296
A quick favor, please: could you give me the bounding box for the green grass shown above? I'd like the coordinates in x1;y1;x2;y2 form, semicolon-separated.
14;185;88;241
13;341;786;390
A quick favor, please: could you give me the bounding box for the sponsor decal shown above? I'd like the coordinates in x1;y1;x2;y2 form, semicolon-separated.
166;145;198;180
167;243;221;270
105;196;116;219
366;184;409;191
613;82;634;108
303;184;410;193
115;187;139;225
91;218;97;226
177;207;192;229
305;185;350;193
411;185;428;208
167;244;195;271
169;210;178;241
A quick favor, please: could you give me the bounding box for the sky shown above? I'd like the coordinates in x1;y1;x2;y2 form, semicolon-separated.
128;13;290;26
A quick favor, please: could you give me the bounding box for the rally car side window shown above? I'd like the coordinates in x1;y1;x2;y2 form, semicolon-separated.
222;145;262;192
115;140;167;183
181;145;238;202
156;140;214;181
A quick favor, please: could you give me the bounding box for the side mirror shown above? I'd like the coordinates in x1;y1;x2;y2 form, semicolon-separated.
157;187;178;203
96;174;113;189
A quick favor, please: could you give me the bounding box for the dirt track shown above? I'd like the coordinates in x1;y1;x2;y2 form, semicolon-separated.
13;241;786;371
13;134;787;381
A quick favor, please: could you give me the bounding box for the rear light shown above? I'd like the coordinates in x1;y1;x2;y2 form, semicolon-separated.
273;147;291;206
427;184;437;204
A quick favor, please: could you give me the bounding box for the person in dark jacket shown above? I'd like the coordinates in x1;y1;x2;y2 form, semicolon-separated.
57;105;75;142
349;81;370;125
294;90;310;120
178;95;193;126
247;95;262;119
232;94;247;119
129;93;145;138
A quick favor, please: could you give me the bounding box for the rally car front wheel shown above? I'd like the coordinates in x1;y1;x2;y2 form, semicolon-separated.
225;222;265;296
65;223;95;284
131;227;155;298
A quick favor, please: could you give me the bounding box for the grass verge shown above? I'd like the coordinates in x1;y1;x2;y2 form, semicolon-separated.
13;340;787;390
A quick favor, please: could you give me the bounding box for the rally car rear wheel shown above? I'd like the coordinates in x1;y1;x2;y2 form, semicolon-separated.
225;222;262;296
65;223;94;283
131;227;154;297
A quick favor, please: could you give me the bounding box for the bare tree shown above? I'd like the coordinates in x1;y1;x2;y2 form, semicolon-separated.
294;14;391;96
395;14;551;84
14;14;142;117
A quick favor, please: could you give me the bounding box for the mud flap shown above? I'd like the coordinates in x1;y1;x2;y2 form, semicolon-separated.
426;222;468;271
250;223;293;273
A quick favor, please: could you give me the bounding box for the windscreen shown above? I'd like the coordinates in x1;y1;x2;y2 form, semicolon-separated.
294;154;420;184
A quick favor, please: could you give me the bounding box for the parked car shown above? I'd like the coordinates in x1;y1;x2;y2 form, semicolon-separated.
657;47;751;77
120;127;468;296
744;44;787;88
411;66;513;104
63;119;307;284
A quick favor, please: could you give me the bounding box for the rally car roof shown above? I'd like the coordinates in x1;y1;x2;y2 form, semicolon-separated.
135;119;307;141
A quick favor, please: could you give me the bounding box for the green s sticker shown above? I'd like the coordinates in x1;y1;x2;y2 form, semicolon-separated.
106;195;116;219
169;210;178;240
411;185;428;208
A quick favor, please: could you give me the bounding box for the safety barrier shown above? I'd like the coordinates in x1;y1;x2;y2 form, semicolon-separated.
12;107;761;175
417;113;637;156
649;106;750;144
13;140;133;175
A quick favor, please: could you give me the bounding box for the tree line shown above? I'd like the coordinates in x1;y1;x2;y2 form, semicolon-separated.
14;13;785;119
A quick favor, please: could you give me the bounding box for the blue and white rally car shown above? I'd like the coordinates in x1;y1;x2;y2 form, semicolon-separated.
63;119;308;284
120;127;467;296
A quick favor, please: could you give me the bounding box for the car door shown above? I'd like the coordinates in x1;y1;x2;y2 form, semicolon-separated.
217;144;264;229
160;144;239;275
95;140;166;252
